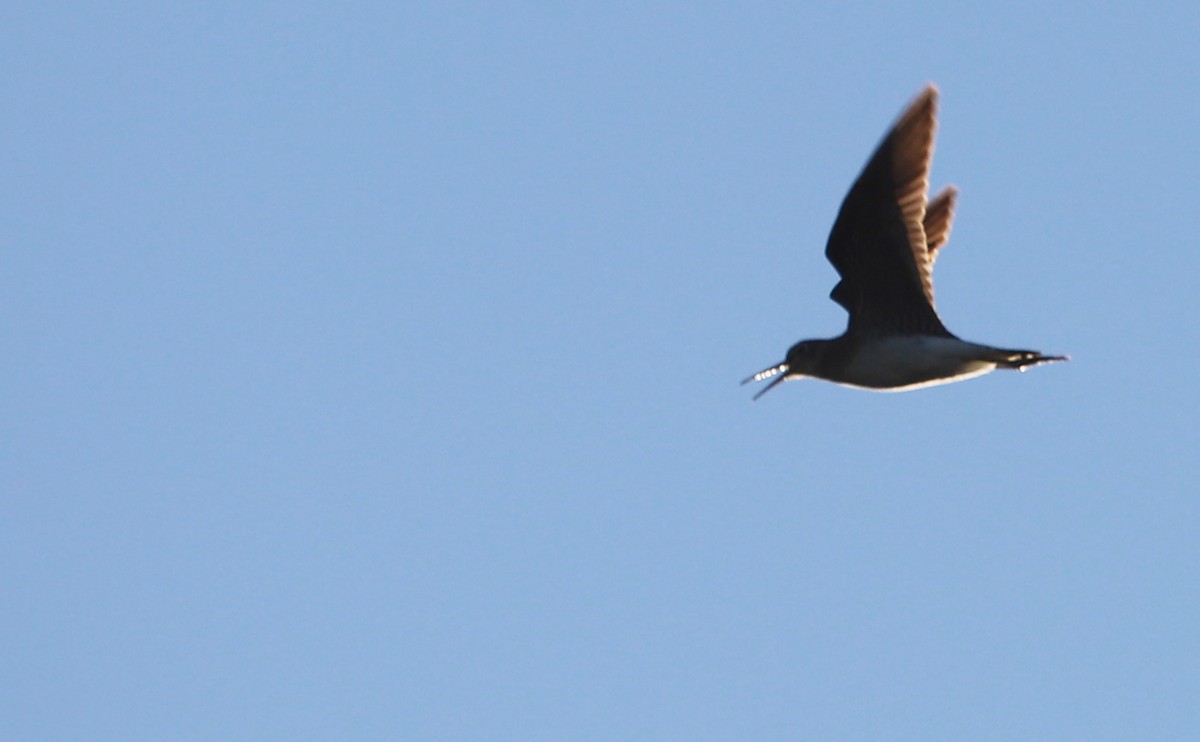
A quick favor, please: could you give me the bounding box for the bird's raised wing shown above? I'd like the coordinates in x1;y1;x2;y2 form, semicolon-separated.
825;85;953;338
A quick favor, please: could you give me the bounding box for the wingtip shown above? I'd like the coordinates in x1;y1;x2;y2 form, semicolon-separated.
910;84;940;126
907;84;939;113
892;85;939;133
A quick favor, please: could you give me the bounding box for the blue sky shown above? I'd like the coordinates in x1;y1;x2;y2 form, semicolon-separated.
4;2;1198;739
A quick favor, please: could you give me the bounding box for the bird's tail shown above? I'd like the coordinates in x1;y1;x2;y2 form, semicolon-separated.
986;348;1070;371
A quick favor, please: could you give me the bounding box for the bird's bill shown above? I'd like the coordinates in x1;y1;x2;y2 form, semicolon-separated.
750;373;791;400
741;362;791;400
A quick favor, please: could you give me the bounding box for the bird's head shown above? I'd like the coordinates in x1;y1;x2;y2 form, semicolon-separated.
741;340;829;400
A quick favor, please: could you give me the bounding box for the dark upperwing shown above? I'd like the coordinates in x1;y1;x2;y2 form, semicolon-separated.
825;85;954;338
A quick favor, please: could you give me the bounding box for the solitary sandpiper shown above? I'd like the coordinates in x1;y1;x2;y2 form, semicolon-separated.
743;85;1067;400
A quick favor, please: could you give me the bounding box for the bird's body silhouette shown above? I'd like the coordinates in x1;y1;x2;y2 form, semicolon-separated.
743;85;1066;400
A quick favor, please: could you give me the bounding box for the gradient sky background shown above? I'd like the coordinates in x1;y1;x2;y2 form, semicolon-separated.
5;2;1199;739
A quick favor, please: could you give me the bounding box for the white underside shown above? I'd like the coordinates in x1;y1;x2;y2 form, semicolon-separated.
835;336;999;392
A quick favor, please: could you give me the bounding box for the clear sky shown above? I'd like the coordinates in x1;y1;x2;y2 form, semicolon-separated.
5;2;1199;739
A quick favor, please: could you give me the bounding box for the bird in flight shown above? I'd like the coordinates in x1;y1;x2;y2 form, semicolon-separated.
743;85;1066;400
